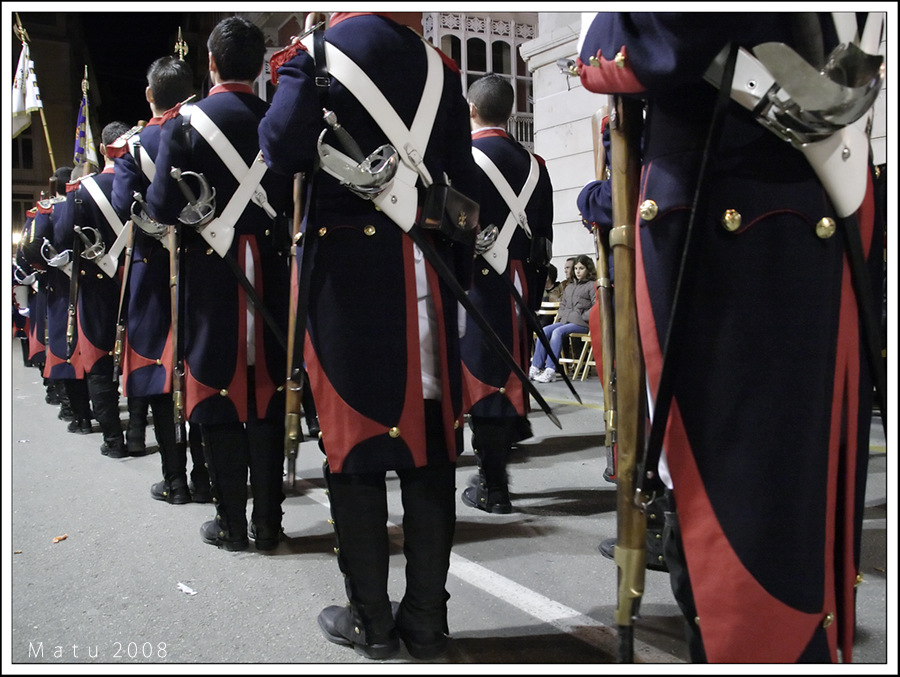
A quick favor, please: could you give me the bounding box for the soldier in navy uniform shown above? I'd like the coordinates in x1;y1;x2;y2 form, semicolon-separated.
31;169;93;431
259;11;478;660
146;17;292;552
110;55;211;504
16;207;44;371
56;121;135;458
460;73;554;515
577;12;880;662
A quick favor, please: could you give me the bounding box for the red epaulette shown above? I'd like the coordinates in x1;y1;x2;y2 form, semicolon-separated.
269;42;308;86
27;207;37;217
107;123;144;159
66;174;94;193
430;42;460;75
160;102;184;124
37;202;53;215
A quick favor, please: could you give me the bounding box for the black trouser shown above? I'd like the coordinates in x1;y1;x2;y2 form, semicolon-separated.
198;369;285;536
325;462;457;640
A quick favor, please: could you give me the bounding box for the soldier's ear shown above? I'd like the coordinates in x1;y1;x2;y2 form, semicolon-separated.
145;86;154;105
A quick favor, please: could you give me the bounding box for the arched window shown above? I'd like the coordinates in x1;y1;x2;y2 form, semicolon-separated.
467;37;487;74
441;34;461;69
492;41;511;74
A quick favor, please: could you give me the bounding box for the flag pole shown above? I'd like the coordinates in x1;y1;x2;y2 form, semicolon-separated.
14;13;56;172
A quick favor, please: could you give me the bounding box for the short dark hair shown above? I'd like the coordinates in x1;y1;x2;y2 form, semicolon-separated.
546;263;558;282
207;16;264;83
53;166;73;190
467;73;514;127
102;121;131;146
147;56;194;110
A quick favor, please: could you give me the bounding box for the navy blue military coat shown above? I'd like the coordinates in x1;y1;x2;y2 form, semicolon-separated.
461;129;553;419
55;168;122;377
259;12;479;474
578;12;878;663
110;118;173;398
16;209;47;365
147;84;292;425
32;199;82;380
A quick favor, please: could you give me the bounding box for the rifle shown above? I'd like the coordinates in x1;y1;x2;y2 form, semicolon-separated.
284;171;306;488
112;221;135;380
169;222;186;444
608;94;646;663
66;198;84;359
590;103;618;481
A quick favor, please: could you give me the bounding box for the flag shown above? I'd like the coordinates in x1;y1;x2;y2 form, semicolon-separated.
73;73;100;177
12;41;42;139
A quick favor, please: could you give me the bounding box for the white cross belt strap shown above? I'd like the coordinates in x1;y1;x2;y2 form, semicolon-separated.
472;147;539;274
185;106;277;220
81;176;128;277
182;105;275;257
323;37;443;232
127;135;156;183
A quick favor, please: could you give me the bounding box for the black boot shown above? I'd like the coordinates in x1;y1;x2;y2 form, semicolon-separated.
126;396;149;456
147;394;190;503
322;463;398;658
87;373;125;458
302;370;321;438
187;423;212;502
199;423;249;551
62;379;90;424
598;492;669;572
395;463;456;660
461;417;514;514
247;418;286;550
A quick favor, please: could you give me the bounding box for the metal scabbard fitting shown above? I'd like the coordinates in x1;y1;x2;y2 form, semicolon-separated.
317;129;399;198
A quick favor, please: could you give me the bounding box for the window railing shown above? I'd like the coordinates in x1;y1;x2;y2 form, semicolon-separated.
508;112;534;151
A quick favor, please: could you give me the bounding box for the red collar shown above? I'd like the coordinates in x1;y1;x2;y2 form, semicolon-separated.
209;82;254;96
472;128;509;140
147;116;162;127
101;165;115;175
330;12;392;27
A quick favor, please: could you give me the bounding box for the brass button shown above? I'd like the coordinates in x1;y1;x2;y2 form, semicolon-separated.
694;616;700;627
816;217;836;239
327;519;334;525
97;273;103;278
143;257;148;263
219;389;228;397
276;385;284;391
333;547;339;555
389;427;400;438
589;55;600;68
364;225;376;236
855;573;864;587
722;209;741;232
454;420;459;429
639;200;658;221
206;248;214;256
822;612;834;628
615;50;626;68
499;387;506;395
265;229;270;237
354;627;360;635
318;227;327;237
481;268;489;275
156;359;162;365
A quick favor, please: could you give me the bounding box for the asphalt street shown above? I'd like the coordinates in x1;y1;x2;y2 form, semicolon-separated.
4;354;891;671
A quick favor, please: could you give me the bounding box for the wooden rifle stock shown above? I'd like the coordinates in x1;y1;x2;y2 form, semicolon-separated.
169;224;185;443
112;222;136;380
591;104;617;479
66;198;84;359
284;171;306;488
608;95;646;663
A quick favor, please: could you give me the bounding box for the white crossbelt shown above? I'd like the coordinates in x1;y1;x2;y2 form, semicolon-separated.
183;105;275;257
323;36;443;232
472;147;538;275
127;135;156;183
80;176;129;277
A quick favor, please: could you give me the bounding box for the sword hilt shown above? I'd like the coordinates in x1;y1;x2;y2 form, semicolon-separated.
170;167;199;205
